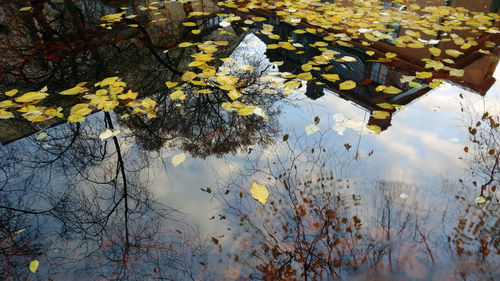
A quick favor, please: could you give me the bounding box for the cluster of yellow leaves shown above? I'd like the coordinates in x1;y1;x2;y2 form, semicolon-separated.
0;77;157;123
0;86;63;122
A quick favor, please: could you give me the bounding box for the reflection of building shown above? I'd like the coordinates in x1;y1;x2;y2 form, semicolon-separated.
250;1;500;132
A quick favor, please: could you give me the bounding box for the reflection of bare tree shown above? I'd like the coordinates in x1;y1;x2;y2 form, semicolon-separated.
0;113;212;280
121;37;283;157
213;131;500;280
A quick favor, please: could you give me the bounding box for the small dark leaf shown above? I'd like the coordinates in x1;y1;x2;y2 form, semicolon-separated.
314;116;320;124
211;237;219;245
464;146;468;152
283;134;289;141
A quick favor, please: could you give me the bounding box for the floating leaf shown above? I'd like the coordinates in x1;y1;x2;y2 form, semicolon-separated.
445;49;464;58
0;110;14;119
99;128;113;140
383;86;402;94
297;72;313;81
376;103;394;109
429;47;441;56
416;72;432;79
170;90;186;100
37;133;48;140
385;52;397;59
171;153;186;167
323;74;340;82
366;51;375;56
227;89;242;100
181;71;197;82
449;68;464;77
20;6;32;11
475;196;486;204
340;56;356;62
165;81;178;88
5;89;18;97
366;125;381;134
178;42;193;48
339;80;356;90
251;182;269;204
305;124;320;135
301;64;312;72
372;110;390;119
29;260;39;273
15;92;48;103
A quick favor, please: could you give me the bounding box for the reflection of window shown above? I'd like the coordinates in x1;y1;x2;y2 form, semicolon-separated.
370;63;388;84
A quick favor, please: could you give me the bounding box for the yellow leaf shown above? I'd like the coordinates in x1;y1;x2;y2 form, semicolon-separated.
272;61;284;66
323;74;340;82
214;41;229;46
15;92;48;103
372;110;390;119
429;47;441;56
366;125;381;134
217;76;238;87
171;153;186;167
284;80;301;88
240;65;255;71
416;71;432;79
227;89;242;100
449;68;464;77
29;260;39;273
297;72;313;81
409;82;422;88
478;49;490;55
266;44;279;49
191;29;201;34
60;85;88;95
385;52;397;59
188;60;206;67
100;77;119;87
5;89;18;97
165;81;178;88
182;22;196;27
279;42;296;50
301;64;313;72
0;109;14;119
20;6;32;11
383;86;402;94
202;68;216;77
117;90;138;100
253;17;266;22
376;103;394;109
445;49;464;58
238;106;255;116
294;29;306;34
178;42;193;48
170;90;186;100
341;56;356;62
366;51;375;56
375;85;386;92
182;71;197;82
197;89;213;94
251;182;269;204
339;80;356;90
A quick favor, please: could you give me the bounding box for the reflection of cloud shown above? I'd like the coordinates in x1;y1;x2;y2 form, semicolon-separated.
150;152;241;236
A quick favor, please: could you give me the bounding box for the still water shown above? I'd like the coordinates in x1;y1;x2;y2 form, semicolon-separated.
0;0;499;280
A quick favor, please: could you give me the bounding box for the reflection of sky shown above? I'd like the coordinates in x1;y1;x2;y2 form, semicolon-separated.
149;32;500;245
3;22;500;279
